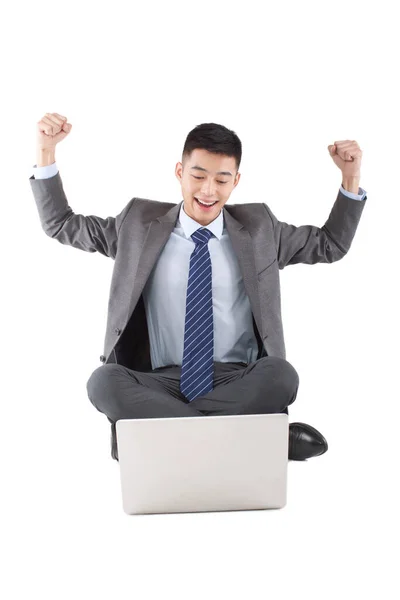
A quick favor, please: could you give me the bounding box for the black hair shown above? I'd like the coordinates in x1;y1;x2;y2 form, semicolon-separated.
182;123;242;172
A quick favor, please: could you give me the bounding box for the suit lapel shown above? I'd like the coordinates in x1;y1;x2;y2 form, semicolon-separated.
126;202;182;320
223;208;262;337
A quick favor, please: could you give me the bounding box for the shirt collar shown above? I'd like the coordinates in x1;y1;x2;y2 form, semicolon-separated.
178;201;224;240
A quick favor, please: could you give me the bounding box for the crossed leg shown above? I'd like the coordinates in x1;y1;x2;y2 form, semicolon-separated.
86;356;299;422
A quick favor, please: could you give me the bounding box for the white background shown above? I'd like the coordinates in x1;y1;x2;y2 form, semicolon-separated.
1;0;399;598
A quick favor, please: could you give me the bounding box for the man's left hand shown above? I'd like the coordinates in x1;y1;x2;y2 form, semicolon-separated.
327;140;362;179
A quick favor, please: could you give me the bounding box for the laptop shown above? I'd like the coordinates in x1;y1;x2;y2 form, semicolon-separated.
116;413;288;515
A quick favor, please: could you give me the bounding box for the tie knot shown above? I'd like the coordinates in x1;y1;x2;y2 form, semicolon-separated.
191;228;213;246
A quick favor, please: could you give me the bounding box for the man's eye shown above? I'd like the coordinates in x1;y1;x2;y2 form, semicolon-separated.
192;175;227;184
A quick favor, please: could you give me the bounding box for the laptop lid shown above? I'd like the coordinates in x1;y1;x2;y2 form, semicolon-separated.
116;413;288;515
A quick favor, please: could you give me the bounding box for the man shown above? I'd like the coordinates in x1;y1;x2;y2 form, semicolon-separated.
30;112;367;462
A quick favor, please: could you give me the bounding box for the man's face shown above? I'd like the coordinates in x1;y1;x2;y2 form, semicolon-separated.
175;148;241;226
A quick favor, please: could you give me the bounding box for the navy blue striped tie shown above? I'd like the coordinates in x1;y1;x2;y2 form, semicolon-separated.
180;228;214;402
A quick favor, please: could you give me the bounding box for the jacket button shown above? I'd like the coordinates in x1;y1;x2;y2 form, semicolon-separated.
100;355;106;363
114;328;121;335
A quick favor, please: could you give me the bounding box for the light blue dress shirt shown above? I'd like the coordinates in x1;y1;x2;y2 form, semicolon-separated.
32;163;367;368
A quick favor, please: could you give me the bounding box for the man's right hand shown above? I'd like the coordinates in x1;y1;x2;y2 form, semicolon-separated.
37;112;72;149
36;112;72;166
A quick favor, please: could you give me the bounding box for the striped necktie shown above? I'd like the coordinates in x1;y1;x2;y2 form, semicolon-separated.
180;227;214;402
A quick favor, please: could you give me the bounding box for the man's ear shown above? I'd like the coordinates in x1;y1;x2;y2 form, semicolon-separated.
175;162;183;181
234;172;241;188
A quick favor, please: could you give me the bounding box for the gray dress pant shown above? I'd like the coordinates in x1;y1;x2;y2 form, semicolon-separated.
86;357;300;424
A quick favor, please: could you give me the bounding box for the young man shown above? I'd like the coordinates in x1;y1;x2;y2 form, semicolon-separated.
30;113;367;461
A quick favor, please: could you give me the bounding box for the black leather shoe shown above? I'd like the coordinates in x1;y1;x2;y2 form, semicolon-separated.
111;422;119;461
289;422;328;460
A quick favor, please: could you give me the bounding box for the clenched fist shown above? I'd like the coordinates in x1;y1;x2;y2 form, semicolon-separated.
327;140;362;179
37;112;72;150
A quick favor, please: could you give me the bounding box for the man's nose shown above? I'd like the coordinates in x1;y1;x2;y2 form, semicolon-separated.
201;179;217;197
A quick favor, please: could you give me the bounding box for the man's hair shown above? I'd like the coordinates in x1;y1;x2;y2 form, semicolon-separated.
182;123;242;172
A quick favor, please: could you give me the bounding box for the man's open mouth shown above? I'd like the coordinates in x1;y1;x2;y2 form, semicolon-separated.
194;197;218;209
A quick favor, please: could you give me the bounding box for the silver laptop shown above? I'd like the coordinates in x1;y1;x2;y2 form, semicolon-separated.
116;413;288;515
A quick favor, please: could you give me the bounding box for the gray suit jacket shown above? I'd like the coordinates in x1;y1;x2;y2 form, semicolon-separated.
29;171;367;370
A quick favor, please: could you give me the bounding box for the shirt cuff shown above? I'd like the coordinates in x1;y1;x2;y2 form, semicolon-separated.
340;184;367;201
32;162;59;179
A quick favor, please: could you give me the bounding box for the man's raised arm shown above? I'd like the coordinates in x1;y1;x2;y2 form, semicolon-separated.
30;112;133;260
264;140;367;269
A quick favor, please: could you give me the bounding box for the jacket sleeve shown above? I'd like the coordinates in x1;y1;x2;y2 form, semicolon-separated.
30;170;134;260
263;188;367;269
